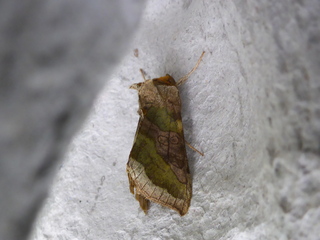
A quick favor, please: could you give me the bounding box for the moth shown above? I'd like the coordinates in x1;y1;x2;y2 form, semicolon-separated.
127;51;205;216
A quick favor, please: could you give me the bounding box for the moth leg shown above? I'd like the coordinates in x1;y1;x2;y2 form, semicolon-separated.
135;194;150;214
177;51;205;86
185;141;204;156
140;68;147;81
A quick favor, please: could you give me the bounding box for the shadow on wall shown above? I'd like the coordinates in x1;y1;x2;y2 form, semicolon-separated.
0;1;145;240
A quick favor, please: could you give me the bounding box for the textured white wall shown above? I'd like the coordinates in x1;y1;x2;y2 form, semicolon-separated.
0;1;145;240
31;0;320;240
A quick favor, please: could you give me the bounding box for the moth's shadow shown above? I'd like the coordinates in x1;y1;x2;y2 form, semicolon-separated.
179;77;198;178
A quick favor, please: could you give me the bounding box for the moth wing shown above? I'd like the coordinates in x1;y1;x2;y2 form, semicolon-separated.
127;85;191;215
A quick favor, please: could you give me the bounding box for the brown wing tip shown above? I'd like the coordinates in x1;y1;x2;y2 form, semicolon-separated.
127;172;135;194
176;207;188;216
175;201;190;216
135;194;150;214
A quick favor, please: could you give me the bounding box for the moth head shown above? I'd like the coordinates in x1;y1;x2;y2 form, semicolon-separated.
153;74;176;86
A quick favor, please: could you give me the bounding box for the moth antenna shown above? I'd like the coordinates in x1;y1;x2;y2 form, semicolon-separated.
185;141;204;156
177;51;205;86
140;68;147;81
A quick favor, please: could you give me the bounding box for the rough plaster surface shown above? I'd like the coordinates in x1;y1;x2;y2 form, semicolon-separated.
30;0;320;240
0;1;145;240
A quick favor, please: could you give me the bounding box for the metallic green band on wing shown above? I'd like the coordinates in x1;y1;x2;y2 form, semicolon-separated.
146;107;180;133
130;133;187;199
